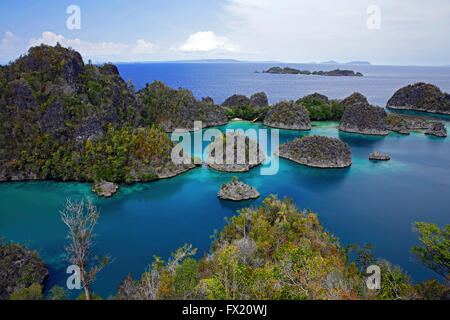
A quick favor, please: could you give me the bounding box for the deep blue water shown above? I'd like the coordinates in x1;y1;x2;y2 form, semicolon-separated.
117;62;450;107
0;63;450;299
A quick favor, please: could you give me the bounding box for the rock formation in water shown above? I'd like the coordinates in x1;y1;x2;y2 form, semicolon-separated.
206;132;265;172
218;177;260;201
0;44;197;195
221;94;252;108
250;92;269;108
277;135;352;168
338;93;389;135
383;114;411;135
425;122;447;137
138;81;228;132
0;239;48;300
92;181;119;197
263;67;363;77
369;151;391;161
263;101;311;130
386;83;450;115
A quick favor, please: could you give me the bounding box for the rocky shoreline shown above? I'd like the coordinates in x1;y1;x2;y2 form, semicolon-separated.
277;135;352;168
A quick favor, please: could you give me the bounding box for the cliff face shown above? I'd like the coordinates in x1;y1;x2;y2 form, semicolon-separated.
386;83;450;115
277;135;352;168
263;101;311;130
138;81;228;132
338;93;388;135
0;45;196;186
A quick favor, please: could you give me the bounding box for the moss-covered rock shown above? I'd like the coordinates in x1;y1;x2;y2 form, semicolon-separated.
386;83;450;115
0;239;48;300
206;132;265;172
277;135;352;168
263;101;311;130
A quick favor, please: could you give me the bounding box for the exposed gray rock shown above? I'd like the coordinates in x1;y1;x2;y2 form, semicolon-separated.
218;179;260;201
339;93;388;135
425;122;447;137
92;181;119;197
301;93;329;104
340;92;370;108
250;92;269;108
369;150;391;161
206;132;265;172
221;94;251;108
263;101;311;130
387;83;450;115
201;96;214;104
277;135;352;168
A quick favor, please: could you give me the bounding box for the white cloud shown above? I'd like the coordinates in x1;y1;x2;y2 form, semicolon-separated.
223;0;450;65
0;30;20;50
28;31;155;60
180;31;238;52
132;39;155;54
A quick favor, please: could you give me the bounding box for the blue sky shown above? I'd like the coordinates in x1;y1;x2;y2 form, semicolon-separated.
1;0;449;65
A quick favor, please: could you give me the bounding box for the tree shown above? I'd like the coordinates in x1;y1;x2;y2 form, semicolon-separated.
411;222;449;279
60;198;110;300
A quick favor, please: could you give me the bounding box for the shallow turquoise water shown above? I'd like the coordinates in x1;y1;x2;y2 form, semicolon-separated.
0;120;449;298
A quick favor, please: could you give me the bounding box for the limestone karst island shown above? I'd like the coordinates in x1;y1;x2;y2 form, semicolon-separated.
0;1;448;312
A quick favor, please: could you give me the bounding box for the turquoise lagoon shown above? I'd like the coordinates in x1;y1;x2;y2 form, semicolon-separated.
0;120;449;298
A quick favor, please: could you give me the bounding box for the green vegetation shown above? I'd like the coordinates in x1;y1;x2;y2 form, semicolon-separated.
411;222;449;279
0;44;194;184
0;238;48;300
2;197;449;300
115;196;449;300
223;105;271;121
297;97;344;121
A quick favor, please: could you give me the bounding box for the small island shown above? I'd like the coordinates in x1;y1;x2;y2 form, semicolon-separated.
338;93;389;136
425;122;447;137
206;132;265;172
92;181;119;198
369;151;391;161
263;101;311;130
276;135;352;168
386;82;450;115
218;176;260;201
262;67;363;77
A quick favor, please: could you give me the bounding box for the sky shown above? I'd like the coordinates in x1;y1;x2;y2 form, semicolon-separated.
0;0;449;65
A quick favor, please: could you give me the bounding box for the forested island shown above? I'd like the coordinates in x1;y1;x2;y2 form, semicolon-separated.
262;67;363;77
0;44;448;201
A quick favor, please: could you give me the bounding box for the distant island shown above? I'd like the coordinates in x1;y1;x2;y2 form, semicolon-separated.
262;67;363;77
